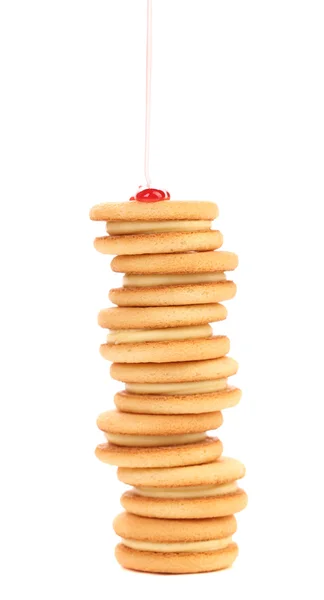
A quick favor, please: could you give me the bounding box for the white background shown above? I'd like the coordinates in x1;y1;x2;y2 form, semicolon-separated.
1;0;324;598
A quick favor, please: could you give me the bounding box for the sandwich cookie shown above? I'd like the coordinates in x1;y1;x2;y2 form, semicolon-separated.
94;230;223;255
114;386;242;415
95;410;223;468
113;512;238;574
110;356;238;383
89;200;218;222
111;250;238;274
100;335;230;363
97;303;228;330
119;457;248;519
109;281;236;306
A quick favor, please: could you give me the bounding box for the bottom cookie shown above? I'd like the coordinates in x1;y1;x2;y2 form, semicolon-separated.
115;542;238;574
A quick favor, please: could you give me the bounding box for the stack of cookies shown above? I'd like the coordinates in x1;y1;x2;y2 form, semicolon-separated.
90;200;247;574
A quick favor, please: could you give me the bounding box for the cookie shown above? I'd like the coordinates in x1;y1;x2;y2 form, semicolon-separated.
121;487;247;519
110;356;238;383
100;335;230;363
95;437;223;468
96;410;223;435
97;303;227;329
114;386;242;414
111;250;238;274
113;512;237;541
94;230;223;255
109;281;236;306
118;456;245;487
89;201;218;222
115;543;239;574
119;457;247;519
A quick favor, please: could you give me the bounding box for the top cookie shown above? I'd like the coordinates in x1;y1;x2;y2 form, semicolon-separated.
89;201;218;222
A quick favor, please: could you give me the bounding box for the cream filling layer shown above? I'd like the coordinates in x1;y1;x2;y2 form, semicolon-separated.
106;220;212;235
105;432;206;447
133;482;238;499
122;536;232;553
123;272;226;288
125;379;228;396
107;324;212;344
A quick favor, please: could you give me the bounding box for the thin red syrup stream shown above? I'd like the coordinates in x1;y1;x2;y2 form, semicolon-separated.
129;3;170;203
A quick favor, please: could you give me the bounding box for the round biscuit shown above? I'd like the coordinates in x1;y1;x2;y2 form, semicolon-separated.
114;387;242;414
109;281;236;306
94;230;223;255
118;457;245;487
95;437;223;468
100;336;229;363
113;512;237;542
115;542;238;574
111;250;238;274
110;356;238;383
97;303;227;329
89;201;218;222
96;410;223;435
121;488;248;519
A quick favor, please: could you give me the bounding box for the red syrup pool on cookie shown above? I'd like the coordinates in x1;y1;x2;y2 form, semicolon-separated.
130;188;170;202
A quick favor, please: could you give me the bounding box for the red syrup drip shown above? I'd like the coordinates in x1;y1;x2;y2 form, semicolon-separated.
130;188;171;202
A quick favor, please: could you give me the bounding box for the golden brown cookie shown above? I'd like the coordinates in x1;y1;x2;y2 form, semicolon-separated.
100;335;230;363
94;230;223;255
115;542;239;574
113;512;237;542
111;250;238;274
89;201;218;222
96;410;223;435
121;487;247;519
114;387;242;414
95;437;223;468
109;281;236;306
110;356;238;383
97;303;227;329
118;456;245;487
